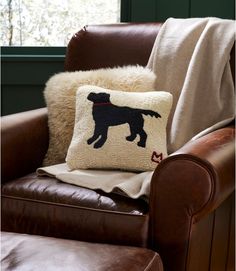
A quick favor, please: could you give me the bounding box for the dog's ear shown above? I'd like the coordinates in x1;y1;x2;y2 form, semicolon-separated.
87;92;96;101
87;92;96;97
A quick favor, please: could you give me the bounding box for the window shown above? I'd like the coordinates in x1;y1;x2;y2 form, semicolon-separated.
1;0;121;46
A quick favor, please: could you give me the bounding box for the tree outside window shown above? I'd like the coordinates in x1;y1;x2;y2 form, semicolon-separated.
0;0;120;46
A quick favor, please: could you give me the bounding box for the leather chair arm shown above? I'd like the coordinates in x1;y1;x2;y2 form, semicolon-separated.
149;125;235;271
1;108;49;183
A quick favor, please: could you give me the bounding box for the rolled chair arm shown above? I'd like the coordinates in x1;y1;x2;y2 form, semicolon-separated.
1;108;49;183
149;125;235;271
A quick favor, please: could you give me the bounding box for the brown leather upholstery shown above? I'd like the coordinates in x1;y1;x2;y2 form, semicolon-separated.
1;108;49;183
1;23;235;271
65;23;162;71
149;126;235;271
2;173;149;247
2;232;163;271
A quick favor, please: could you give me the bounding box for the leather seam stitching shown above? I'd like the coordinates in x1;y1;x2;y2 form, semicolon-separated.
144;253;160;271
2;194;147;217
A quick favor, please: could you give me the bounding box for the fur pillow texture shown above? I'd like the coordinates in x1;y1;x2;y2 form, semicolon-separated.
66;85;173;172
43;66;156;165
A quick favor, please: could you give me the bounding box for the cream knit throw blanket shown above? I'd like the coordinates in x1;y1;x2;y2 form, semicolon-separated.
37;164;153;200
37;18;235;199
147;17;235;153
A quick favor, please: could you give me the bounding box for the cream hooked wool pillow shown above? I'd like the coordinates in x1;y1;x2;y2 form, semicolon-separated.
66;85;173;172
43;66;156;165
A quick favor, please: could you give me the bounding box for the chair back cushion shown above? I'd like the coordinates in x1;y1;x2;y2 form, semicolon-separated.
64;23;162;71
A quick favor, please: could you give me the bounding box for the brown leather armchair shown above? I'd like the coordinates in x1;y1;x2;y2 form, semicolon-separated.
1;23;235;271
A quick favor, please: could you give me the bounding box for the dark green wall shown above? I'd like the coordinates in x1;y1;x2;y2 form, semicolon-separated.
1;47;65;115
121;0;235;22
191;0;235;19
2;0;234;115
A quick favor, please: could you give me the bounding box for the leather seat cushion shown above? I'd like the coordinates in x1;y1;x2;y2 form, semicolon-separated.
2;232;163;271
1;173;149;247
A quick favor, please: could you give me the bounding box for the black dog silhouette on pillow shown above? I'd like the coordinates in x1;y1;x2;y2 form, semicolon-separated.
87;92;161;149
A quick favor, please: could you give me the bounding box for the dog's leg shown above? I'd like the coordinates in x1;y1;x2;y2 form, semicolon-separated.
93;127;108;148
126;123;137;142
128;116;147;148
137;115;147;148
87;125;101;145
137;128;147;148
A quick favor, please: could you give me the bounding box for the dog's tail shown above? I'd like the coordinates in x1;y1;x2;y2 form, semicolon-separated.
139;109;161;118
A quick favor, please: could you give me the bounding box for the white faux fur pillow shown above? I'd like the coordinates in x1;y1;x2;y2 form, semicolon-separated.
43;66;156;165
66;85;173;172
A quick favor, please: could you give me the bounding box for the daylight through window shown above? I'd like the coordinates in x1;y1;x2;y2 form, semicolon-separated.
0;0;120;46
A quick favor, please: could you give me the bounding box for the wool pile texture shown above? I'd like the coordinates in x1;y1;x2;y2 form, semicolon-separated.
66;85;172;172
43;65;156;166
